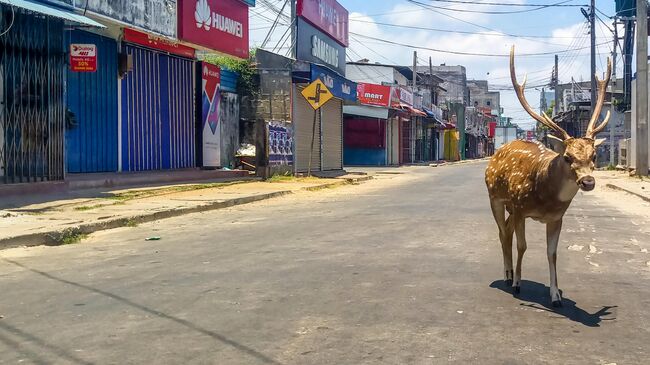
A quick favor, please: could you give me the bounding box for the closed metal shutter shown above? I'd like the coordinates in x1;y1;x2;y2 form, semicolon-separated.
121;44;195;171
66;30;118;173
1;7;65;183
321;98;343;171
294;85;321;173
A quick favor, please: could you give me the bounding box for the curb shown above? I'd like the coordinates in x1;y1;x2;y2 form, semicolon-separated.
605;183;650;203
0;179;370;250
434;158;490;167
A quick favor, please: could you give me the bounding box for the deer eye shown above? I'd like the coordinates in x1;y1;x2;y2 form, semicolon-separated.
564;155;572;164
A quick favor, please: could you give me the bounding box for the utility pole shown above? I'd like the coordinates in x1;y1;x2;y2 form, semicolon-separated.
554;54;560;116
590;0;597;113
412;51;417;89
290;0;297;59
636;0;649;176
610;19;618;166
429;56;434;105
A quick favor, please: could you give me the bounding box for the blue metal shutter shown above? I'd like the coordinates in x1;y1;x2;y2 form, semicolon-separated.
121;45;195;171
65;30;118;173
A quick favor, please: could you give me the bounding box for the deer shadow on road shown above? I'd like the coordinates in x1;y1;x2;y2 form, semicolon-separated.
489;280;617;327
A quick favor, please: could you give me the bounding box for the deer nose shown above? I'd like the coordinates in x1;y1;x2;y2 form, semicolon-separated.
578;176;595;191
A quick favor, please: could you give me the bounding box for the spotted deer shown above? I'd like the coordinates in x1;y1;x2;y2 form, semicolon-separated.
485;46;611;307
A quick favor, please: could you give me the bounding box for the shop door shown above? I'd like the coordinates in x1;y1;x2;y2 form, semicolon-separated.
121;45;195;171
66;30;118;173
401;119;412;164
1;7;65;183
321;98;343;171
294;85;321;173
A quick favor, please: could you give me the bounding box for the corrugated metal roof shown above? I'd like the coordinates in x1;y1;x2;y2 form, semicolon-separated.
0;0;104;27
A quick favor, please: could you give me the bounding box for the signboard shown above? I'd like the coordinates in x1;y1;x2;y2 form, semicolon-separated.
301;78;334;110
199;62;222;167
296;18;346;76
310;64;357;102
356;82;391;107
390;87;414;108
123;28;195;58
399;87;414;106
297;0;349;47
526;130;535;141
178;0;249;59
70;44;97;72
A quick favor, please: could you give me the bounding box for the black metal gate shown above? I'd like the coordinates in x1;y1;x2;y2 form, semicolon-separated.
1;5;65;184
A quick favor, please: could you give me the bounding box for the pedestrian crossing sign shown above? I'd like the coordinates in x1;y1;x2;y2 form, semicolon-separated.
301;78;333;110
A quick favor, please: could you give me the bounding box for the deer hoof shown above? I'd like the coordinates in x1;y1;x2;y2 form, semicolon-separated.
552;300;563;308
504;279;513;287
513;286;521;295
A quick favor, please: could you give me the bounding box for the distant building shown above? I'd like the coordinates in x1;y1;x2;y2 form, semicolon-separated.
467;80;501;117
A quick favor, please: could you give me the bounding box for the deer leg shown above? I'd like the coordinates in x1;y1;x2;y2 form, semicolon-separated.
546;219;563;307
513;215;527;295
490;200;513;285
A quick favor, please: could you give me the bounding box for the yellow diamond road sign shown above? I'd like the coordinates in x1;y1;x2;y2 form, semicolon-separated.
301;78;333;110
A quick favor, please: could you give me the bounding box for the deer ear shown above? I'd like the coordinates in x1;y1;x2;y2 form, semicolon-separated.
547;135;566;154
594;138;606;147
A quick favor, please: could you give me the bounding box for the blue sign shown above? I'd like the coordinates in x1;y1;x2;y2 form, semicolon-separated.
310;64;357;102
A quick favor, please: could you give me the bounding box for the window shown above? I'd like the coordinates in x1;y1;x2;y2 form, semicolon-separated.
486;100;491;106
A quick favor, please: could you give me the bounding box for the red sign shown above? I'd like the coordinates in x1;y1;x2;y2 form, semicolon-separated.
488;122;497;138
357;83;391;107
297;0;349;47
70;44;97;72
202;63;221;103
526;130;535;141
178;0;249;59
123;28;195;58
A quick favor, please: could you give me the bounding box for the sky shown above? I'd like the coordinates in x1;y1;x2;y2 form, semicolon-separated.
248;0;621;130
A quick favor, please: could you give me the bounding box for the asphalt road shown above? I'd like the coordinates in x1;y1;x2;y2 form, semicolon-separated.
1;162;649;364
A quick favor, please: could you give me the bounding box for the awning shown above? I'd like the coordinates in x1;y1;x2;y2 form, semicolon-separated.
0;0;105;27
393;103;426;117
423;107;446;127
344;105;389;119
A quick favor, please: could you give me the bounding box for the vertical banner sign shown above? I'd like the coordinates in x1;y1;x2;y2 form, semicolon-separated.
297;0;349;47
178;0;249;59
201;63;222;167
70;44;97;72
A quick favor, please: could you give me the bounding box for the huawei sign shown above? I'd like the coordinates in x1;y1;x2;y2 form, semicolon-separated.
194;0;243;37
195;0;211;30
179;0;249;58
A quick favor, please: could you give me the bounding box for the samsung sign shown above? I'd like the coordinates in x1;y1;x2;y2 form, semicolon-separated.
296;18;346;76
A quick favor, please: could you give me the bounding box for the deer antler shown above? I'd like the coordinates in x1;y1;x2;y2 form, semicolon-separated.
585;57;612;139
510;46;571;140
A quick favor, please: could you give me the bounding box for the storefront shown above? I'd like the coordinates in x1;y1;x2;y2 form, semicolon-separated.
120;29;197;172
293;65;356;173
389;86;425;164
0;2;103;184
65;30;119;173
343;82;391;166
292;0;351;174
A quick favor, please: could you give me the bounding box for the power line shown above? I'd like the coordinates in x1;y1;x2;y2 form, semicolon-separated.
407;0;580;15
349;19;584;41
350;32;610;58
422;0;584;6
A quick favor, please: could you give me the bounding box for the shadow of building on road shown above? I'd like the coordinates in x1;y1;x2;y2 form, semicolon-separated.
489;280;617;327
